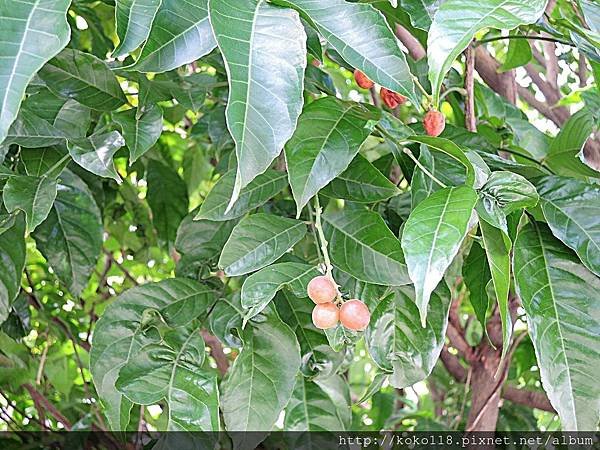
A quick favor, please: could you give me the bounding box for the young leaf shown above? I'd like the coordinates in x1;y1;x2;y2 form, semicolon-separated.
323;208;410;286
401;186;477;326
0;214;26;325
219;213;307;276
113;0;162;58
3;176;58;232
285;97;380;215
0;0;71;144
209;0;307;210
514;221;600;431
133;0;216;72
463;241;492;333
113;106;163;164
536;176;600;277
427;0;547;105
67;131;125;181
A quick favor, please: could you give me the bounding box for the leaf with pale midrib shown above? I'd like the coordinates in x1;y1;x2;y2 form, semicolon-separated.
67;131;125;181
3;175;58;232
113;106;163;164
113;0;162;58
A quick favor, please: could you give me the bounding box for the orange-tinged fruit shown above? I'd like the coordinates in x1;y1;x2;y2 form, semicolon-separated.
354;69;374;89
423;110;446;136
312;303;339;329
340;299;370;331
307;275;337;304
380;88;407;109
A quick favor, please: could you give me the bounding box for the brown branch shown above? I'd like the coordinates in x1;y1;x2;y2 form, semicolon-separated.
474;46;517;104
395;24;425;60
201;330;229;375
578;53;588;87
502;385;555;412
465;45;477;132
440;347;467;382
23;383;72;430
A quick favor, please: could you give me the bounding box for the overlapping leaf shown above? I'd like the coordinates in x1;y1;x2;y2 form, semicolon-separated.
0;214;26;325
113;0;162;57
67;131;125;181
114;106;163;164
3;175;57;232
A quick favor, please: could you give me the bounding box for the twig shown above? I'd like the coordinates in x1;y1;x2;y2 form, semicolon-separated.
475;34;572;46
201;330;229;375
464;45;477;132
35;338;49;385
313;196;333;277
403;148;447;188
23;383;72;430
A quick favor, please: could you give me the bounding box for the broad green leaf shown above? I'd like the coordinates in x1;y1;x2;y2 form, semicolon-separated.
499;35;532;72
67;131;125;181
323;208;410;286
400;0;443;31
479;219;512;358
209;0;307;210
3;175;57;232
53;100;92;139
241;263;319;323
38;49;127;110
427;0;547;105
544;109;600;178
463;241;492;333
147;159;189;247
220;307;300;449
113;106;163;164
4;108;65;148
322;154;400;203
219;213;306;277
209;294;244;348
196;170;287;222
0;214;26;325
514;221;600;431
365;285;451;388
0;0;71;144
21;147;69;178
274;0;418;105
113;0;162;57
401;186;477;326
116;327;220;432
32;170;102;296
536;176;600;277
285;97;379;215
90;279;215;431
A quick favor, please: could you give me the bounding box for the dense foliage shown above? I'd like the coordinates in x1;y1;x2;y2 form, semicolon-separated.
0;0;599;442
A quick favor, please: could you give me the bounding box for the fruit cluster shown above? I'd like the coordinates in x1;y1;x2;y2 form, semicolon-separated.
353;69;445;137
307;275;371;331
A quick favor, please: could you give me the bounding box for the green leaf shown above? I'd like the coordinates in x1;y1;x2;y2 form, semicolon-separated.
401;186;477;326
0;214;26;325
146;159;189;247
220;307;300;448
67;131;125;181
116;327;220;432
241;262;319;323
274;0;418;105
113;106;163;164
514;221;600;431
285;97;379;215
479;219;512;358
196;170;288;222
323;208;409;286
4;108;65;148
3;176;58;232
32;170;102;296
209;0;307;210
38;49;127;111
133;0;216;72
209;293;244;348
321;154;400;203
499;35;532;72
536;176;600;277
365;285;451;388
21;147;69;178
219;213;306;277
113;0;162;57
400;0;442;31
90;279;215;431
53;100;92;139
0;0;71;144
463;241;492;332
427;0;547;105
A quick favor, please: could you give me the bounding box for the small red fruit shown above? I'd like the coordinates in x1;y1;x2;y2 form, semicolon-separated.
339;299;370;331
312;303;339;329
380;88;407;109
423;110;446;137
307;275;337;304
354;69;374;89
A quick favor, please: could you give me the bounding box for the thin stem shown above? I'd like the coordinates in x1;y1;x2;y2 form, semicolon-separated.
403;148;447;188
45;153;70;176
502;146;555;174
412;75;432;102
307;204;324;266
440;87;468;101
476;34;572;47
313;196;333;277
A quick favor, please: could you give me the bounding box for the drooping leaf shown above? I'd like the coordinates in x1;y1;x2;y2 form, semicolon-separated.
285;97;379;215
113;106;163;164
133;0;216;72
499;35;533;72
401;186;477;326
196;170;288;222
219;213;306;277
4;108;66;148
209;0;307;209
463;241;492;332
220;307;300;449
209;293;244;348
365;285;451;388
536;176;600;277
0;0;71;144
323;208;410;286
427;0;547;105
514;221;600;431
38;49;128;111
67;131;125;181
116;327;220;432
113;0;162;57
0;214;26;325
273;0;418;104
90;279;215;431
400;0;443;31
32;170;102;296
3;175;58;232
241;262;319;323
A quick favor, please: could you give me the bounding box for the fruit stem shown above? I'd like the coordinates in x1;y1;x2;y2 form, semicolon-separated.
313;196;333;277
402;148;447;188
412;75;433;104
